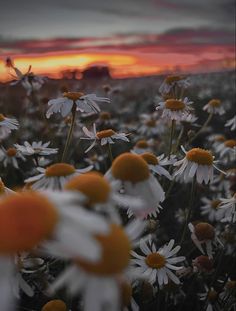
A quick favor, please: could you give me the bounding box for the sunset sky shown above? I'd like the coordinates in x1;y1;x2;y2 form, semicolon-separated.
0;0;235;80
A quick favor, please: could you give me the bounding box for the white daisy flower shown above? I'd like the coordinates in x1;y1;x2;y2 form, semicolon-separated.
131;238;185;286
25;162;93;190
188;222;219;258
46;92;110;118
138;152;176;180
132;140;152;155
0;147;25;169
0;114;19;140
138;114;164;137
81;123;129;153
203;99;225;115
156;97;193;122
48;219;146;311
215;139;236;162
174;147;224;184
64;171;144;221
200;197;225;222
14;141;58;157
225;115;236;131
219;193;236;223
105;153;165;219
159;75;190;96
0;191;109;311
198;286;218;311
9;62;44;95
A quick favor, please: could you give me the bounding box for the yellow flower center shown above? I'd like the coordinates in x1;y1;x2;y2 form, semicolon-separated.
112;153;150;183
195;222;215;241
165;99;185;111
41;300;67;311
214;135;225;142
207;290;217;302
45;163;75;177
0;114;5;121
145;119;156;127
140;152;158;165
208;99;221;107
121;281;133;307
63;92;84;101
135;140;149;149
224;139;236;148
6;148;17;157
75;224;131;275
211;200;221;210
64;172;111;206
100;111;111;120
165;75;184;85
186;148;213;165
96;129;116;139
0;192;58;254
145;252;166;269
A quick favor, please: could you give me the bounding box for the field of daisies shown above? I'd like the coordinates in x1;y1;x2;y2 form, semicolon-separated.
0;62;235;311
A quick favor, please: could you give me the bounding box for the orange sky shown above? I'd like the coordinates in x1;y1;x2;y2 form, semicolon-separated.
0;39;235;81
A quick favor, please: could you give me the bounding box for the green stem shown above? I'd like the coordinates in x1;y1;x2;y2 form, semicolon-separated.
107;143;113;164
61;104;76;162
189;112;213;144
173;126;184;154
179;178;196;245
168;120;175;159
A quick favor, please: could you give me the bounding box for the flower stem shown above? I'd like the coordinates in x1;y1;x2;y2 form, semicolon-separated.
107;143;113;164
168;120;175;159
61;104;76;162
173;126;184;154
179;178;196;245
189;112;213;144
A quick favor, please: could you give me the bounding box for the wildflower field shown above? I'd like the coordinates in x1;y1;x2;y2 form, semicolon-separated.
0;67;235;311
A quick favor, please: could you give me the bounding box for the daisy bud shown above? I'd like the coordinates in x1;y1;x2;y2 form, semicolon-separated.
192;255;214;272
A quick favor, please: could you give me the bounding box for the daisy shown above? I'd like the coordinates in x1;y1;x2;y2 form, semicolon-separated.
132;139;152;154
105;153;165;219
64;171;144;220
156;98;193;122
14;141;58;157
138;114;164;137
175;208;188;224
215;139;236;162
131;238;185;286
198;286;219;311
0;114;19;140
24;162;93;190
188;222;219;258
48;219;146;311
225;115;236;131
0;191;109;311
46;92;110;118
203;99;225;115
219;193;236;223
174;147;223;184
200;197;224;222
139;152;176;180
159;75;190;96
0;147;25;169
82;123;130;153
9;61;44;95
